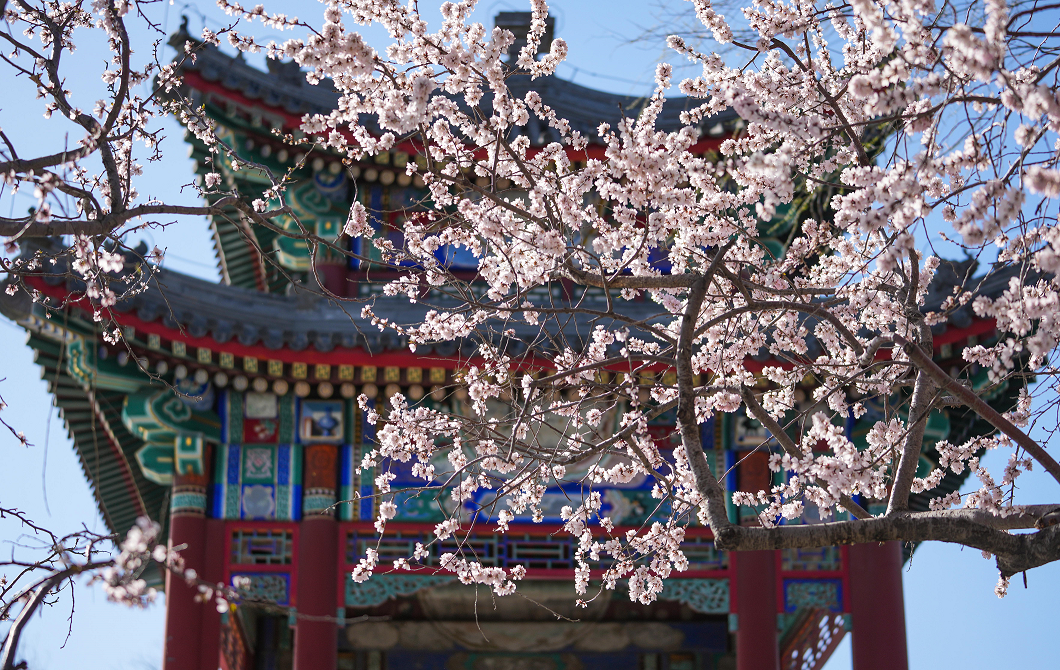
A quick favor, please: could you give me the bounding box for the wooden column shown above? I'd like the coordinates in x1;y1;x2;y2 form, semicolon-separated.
315;262;350;297
163;475;209;670
199;519;226;670
294;444;339;670
849;541;908;670
735;550;780;670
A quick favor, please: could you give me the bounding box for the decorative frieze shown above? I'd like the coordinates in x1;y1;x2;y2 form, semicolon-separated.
232;573;290;605
303;444;338;516
659;578;730;614
171;485;208;515
783;579;843;613
345;573;455;609
213;444;302;520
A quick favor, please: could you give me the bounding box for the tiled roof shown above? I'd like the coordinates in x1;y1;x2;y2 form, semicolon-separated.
169;23;741;145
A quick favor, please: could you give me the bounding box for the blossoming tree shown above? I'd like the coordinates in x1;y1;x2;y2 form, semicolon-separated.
4;0;1060;628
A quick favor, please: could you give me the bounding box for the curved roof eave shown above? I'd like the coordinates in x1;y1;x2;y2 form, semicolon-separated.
12;251;1027;370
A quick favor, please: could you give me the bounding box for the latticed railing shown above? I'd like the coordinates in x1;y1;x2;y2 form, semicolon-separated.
231;528;294;565
343;524;728;575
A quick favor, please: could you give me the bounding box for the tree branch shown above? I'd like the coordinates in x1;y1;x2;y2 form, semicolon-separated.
893;333;1060;487
740;387;872;520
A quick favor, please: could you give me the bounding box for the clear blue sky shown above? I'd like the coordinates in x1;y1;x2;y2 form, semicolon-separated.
1;1;1057;668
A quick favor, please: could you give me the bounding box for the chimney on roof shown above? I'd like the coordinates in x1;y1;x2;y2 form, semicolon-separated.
494;11;554;61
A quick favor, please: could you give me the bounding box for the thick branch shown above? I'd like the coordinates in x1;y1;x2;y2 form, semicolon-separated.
887;366;936;513
893;334;1060;487
0;198;251;238
0;147;96;175
1;561;111;670
562;265;697;289
740;388;871;520
677;246;735;532
713;508;1060;577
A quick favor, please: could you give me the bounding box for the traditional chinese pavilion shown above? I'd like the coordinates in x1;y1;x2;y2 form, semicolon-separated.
0;12;1023;670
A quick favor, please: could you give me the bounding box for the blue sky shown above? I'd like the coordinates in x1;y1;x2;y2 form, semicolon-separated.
1;1;1058;668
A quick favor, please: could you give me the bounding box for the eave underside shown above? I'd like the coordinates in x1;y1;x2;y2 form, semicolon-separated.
27;333;170;541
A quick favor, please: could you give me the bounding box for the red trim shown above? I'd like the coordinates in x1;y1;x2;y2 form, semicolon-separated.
778;570;846;579
30;275;1003;380
27;278;473;369
184;71;307;133
932;318;997;349
121;310;463;368
225;562;292;573
225;520;300;532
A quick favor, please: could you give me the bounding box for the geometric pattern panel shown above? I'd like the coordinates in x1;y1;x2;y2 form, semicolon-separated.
223;390;295;445
339;442;360;521
680;536;728;571
781;546;842;572
220;609;252;670
783;579;843;613
339;397;698;528
212;444;302;520
231;529;295;565
343;530;727;576
339;398;374;522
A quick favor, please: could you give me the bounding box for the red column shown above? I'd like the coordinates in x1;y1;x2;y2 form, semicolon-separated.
294;516;338;670
294;444;339;670
199;519;226;670
736;550;780;670
849;542;908;670
163;504;206;670
315;262;349;297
